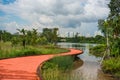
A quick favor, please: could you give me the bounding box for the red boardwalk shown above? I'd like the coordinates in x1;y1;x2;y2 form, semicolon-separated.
0;49;83;80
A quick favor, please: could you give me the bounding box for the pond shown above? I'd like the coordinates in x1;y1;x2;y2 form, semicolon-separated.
57;42;115;80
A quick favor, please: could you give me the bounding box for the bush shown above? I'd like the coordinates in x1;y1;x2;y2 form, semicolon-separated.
110;39;120;57
90;44;106;57
102;56;120;78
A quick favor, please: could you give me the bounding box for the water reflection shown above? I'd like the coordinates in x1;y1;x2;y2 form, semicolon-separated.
57;42;114;80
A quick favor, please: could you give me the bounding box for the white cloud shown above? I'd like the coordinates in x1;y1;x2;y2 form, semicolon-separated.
0;22;20;33
0;21;60;33
39;15;53;24
0;0;110;35
58;22;98;37
0;0;110;25
84;0;110;21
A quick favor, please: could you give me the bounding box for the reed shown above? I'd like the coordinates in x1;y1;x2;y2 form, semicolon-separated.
0;42;69;59
41;56;83;80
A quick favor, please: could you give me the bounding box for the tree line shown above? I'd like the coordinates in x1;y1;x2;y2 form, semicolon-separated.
0;28;58;48
58;35;105;44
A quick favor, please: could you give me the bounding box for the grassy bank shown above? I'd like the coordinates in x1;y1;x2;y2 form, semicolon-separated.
89;44;106;57
0;42;69;59
90;45;120;79
41;56;81;80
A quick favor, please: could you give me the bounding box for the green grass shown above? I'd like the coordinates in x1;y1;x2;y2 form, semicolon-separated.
42;68;81;80
0;42;69;59
48;56;74;71
41;56;82;80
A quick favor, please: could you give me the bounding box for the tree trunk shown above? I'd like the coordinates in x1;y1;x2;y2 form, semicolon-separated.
23;39;26;48
106;30;110;58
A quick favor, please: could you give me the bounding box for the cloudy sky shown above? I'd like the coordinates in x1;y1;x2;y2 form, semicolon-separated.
0;0;110;37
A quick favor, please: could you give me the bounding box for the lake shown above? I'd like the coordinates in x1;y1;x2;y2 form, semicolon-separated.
57;42;115;80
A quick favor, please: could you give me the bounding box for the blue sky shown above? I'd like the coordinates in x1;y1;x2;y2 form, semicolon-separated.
0;0;110;36
0;0;16;5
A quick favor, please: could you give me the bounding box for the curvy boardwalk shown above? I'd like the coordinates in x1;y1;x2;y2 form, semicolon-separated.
0;49;83;80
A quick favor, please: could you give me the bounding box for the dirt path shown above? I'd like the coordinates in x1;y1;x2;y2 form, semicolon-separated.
0;49;83;80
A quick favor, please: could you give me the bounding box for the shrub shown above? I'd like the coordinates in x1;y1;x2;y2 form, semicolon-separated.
102;56;120;78
90;44;106;57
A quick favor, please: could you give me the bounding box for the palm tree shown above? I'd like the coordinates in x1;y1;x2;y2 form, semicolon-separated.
17;28;26;48
31;28;38;45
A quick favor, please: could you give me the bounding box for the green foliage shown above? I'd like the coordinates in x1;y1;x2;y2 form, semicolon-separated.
0;42;69;59
37;36;48;45
11;37;20;46
59;35;105;44
0;30;12;42
90;44;106;57
17;28;27;48
97;2;120;79
97;0;120;58
89;42;120;78
102;56;120;78
98;19;107;37
50;56;74;71
15;28;59;46
27;29;38;45
1;27;59;46
0;48;41;59
42;56;74;71
42;28;58;44
14;49;41;56
94;35;105;43
40;48;69;55
42;61;58;70
110;38;120;57
108;0;120;38
108;0;120;18
42;67;80;80
41;56;80;80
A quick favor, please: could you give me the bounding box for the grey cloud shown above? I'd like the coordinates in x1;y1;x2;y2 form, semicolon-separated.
51;0;85;16
58;19;81;28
